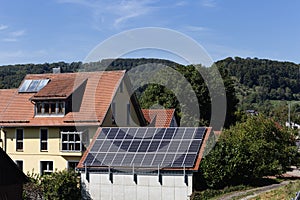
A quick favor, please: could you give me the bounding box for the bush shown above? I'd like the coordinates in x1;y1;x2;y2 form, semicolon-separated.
23;170;81;200
199;115;299;189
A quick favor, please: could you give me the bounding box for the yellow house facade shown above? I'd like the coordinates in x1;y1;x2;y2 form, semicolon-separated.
0;70;147;175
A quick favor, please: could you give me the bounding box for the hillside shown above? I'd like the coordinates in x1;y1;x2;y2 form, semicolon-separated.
216;57;300;117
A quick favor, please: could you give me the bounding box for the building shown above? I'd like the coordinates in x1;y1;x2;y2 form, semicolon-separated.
0;147;28;199
0;70;147;175
77;127;213;200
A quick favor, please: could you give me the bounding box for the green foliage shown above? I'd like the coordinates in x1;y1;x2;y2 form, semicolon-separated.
139;64;238;128
216;57;300;114
23;170;81;200
199;115;299;189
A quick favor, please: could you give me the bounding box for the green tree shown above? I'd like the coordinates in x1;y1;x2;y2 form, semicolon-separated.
139;64;238;128
199;115;298;189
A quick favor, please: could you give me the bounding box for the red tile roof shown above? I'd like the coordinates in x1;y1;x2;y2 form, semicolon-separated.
0;71;125;127
142;109;176;127
31;76;87;100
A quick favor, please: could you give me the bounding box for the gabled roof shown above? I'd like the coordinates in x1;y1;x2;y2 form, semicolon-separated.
142;109;176;127
77;127;212;171
0;147;28;185
0;71;125;127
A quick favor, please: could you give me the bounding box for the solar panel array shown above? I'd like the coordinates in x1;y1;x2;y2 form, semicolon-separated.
18;79;49;93
84;127;206;168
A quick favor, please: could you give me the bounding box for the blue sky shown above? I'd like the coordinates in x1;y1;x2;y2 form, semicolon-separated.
0;0;300;65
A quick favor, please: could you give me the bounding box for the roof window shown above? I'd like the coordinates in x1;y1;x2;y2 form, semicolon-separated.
18;79;49;93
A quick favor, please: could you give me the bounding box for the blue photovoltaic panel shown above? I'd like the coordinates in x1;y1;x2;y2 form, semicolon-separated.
86;127;206;168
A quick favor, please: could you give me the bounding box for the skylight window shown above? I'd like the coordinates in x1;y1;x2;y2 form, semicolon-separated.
18;79;49;93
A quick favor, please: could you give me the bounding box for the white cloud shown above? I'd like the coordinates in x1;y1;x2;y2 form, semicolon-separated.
57;0;157;29
185;25;209;32
175;1;188;7
201;0;217;8
110;0;154;28
1;30;26;42
2;38;17;42
11;30;25;37
0;25;8;31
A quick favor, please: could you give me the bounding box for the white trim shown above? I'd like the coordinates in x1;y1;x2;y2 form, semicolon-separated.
40;160;54;175
61;131;83;152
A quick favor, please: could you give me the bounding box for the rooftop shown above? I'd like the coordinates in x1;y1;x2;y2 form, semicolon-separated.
0;71;125;127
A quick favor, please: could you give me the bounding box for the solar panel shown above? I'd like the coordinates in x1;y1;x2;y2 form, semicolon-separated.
18;79;50;93
18;80;32;92
85;127;206;168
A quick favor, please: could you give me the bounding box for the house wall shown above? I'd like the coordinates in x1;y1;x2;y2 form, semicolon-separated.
103;79;143;127
5;127;87;174
81;172;193;200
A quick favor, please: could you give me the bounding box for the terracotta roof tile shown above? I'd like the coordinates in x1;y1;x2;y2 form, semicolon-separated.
142;109;175;127
0;71;125;127
32;76;87;99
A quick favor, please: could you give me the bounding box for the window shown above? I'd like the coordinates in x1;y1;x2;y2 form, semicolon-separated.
61;132;82;152
35;101;65;115
16;129;23;151
15;160;23;171
18;79;49;93
68;161;79;170
40;129;48;151
40;161;53;175
127;103;131;125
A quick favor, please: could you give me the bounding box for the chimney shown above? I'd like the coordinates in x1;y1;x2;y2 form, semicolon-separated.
53;67;61;74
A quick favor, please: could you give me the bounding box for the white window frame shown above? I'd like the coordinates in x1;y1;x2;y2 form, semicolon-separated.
16;128;24;151
40;128;48;151
35;101;65;116
61;131;82;152
40;161;53;175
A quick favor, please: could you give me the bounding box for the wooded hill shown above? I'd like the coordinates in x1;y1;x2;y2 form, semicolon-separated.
216;57;300;101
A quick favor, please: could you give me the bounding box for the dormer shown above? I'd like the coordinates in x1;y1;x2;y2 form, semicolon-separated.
20;75;87;117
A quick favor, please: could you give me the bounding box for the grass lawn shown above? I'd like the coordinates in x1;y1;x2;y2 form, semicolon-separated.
251;179;300;200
